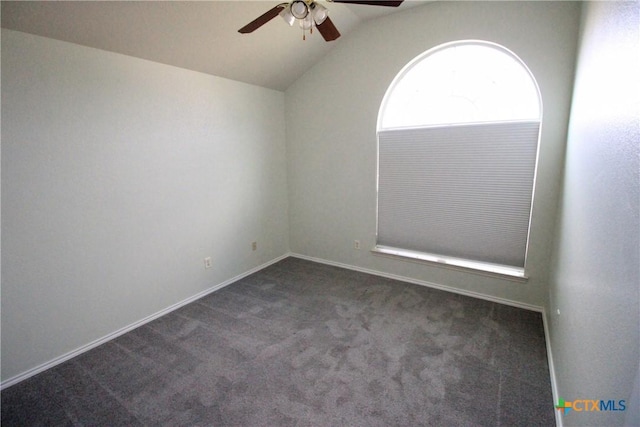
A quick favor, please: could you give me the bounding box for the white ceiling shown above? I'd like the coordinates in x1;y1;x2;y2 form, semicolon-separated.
1;1;427;91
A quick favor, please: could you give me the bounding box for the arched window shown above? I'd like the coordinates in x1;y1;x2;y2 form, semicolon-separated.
375;41;542;278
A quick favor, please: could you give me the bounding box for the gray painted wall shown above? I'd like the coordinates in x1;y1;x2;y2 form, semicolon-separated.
548;2;640;426
285;1;580;307
1;29;289;382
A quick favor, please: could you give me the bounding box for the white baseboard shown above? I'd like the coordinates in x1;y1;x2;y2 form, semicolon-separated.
542;308;563;427
290;252;544;312
0;253;290;390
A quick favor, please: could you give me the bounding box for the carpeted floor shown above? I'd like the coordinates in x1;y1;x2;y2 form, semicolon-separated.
1;257;555;426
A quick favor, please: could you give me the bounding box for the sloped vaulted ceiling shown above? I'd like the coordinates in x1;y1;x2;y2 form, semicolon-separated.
1;1;426;91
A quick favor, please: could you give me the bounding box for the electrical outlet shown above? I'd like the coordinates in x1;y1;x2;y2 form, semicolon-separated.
252;241;257;251
354;240;361;250
204;257;212;269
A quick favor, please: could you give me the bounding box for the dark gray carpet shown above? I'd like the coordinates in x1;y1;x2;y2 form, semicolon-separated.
1;257;555;426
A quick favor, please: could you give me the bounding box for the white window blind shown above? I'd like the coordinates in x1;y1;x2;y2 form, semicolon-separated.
377;120;540;270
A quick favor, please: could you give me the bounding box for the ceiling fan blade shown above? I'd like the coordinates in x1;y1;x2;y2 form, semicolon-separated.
316;16;341;41
238;4;286;34
332;0;404;6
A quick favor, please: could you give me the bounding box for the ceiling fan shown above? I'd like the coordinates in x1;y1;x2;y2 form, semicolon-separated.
238;0;404;41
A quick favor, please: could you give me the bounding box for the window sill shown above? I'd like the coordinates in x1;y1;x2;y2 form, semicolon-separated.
371;245;528;283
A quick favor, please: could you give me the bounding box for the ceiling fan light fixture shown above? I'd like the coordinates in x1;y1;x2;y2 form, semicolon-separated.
279;7;296;26
310;3;329;25
290;0;309;19
299;14;314;30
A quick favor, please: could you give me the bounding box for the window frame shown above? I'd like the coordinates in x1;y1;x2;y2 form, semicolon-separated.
374;40;543;280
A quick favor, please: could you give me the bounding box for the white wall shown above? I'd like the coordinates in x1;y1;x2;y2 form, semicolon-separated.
548;2;639;425
1;29;289;382
286;1;580;307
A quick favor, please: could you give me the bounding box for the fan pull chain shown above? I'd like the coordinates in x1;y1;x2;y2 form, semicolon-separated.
302;24;313;41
